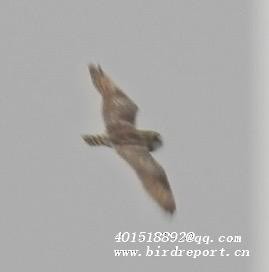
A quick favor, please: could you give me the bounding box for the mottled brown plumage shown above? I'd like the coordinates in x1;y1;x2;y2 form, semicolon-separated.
83;64;176;214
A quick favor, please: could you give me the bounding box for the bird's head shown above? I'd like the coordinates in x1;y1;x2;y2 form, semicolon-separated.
144;131;163;152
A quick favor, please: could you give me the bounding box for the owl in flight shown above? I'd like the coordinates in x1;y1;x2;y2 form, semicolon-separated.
82;64;176;214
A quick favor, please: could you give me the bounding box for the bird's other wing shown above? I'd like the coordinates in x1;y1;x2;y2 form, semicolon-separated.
88;64;138;126
115;144;176;214
89;64;118;97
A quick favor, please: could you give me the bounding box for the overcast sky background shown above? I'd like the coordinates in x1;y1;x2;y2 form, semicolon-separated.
0;1;255;271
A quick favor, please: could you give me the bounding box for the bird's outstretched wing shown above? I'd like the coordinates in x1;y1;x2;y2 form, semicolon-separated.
88;64;138;126
89;64;118;97
115;144;176;214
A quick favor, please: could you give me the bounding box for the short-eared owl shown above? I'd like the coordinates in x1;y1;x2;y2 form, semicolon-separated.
82;64;176;214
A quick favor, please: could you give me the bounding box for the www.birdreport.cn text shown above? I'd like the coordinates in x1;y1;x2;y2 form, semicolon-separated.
113;231;250;258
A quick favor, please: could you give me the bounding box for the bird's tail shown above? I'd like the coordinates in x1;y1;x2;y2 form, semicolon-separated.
88;64;118;96
82;134;111;147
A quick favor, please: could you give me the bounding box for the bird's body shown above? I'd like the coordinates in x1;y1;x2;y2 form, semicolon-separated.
82;64;176;214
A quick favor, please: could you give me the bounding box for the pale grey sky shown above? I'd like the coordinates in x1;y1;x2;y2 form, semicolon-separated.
0;1;253;271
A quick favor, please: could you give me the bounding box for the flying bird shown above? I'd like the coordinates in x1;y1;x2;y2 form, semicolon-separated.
82;64;176;214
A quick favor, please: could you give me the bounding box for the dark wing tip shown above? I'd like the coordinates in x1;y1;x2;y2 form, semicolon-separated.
88;64;98;78
163;196;176;214
167;204;176;215
88;64;106;91
88;63;104;77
